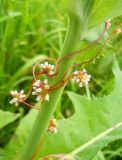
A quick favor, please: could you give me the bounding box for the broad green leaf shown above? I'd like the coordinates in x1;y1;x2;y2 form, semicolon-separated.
0;110;20;128
3;61;122;160
85;0;122;28
3;110;38;160
74;0;122;65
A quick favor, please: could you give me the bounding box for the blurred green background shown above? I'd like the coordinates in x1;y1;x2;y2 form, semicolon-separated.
0;0;122;160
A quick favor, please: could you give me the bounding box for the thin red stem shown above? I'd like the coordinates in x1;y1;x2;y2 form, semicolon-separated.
31;138;44;160
48;28;120;90
31;25;107;82
56;28;107;64
25;22;122;105
21;101;39;111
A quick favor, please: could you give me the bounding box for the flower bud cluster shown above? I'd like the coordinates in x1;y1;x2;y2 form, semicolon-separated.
32;79;50;101
47;118;57;134
10;90;26;106
73;69;91;87
105;19;111;29
115;28;121;34
39;61;55;75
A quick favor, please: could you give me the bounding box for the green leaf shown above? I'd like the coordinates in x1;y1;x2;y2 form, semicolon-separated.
3;110;37;160
85;0;122;28
3;61;122;160
74;0;122;65
0;110;20;128
75;40;106;65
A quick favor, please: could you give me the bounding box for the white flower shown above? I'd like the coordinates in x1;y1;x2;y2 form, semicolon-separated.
73;69;91;87
10;90;26;106
33;80;41;87
32;79;50;102
38;61;55;75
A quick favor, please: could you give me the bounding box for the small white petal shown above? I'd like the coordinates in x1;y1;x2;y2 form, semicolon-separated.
36;96;41;101
32;91;36;95
44;79;48;84
49;71;54;75
20;90;24;94
49;127;57;134
45;62;48;66
44;84;50;90
74;71;78;75
73;77;77;80
13;98;18;102
84;81;88;85
36;88;42;93
79;83;83;87
42;65;46;69
9;100;13;104
33;80;41;87
15;102;19;107
14;91;18;95
45;94;49;101
50;65;55;70
83;69;87;73
76;78;80;83
53;128;57;134
19;94;26;99
10;90;15;95
48;64;51;68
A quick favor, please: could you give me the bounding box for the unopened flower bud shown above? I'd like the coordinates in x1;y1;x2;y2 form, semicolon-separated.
105;19;111;29
48;118;57;134
114;28;121;34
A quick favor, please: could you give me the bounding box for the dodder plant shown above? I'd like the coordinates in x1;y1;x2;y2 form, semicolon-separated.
7;0;122;160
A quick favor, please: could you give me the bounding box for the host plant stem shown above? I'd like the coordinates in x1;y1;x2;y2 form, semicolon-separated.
21;0;84;159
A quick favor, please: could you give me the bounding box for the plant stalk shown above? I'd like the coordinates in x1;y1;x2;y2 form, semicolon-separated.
21;0;84;159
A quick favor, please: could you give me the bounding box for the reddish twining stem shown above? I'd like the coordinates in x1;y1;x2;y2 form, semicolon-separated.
32;23;108;82
48;27;121;90
56;27;107;63
31;138;44;160
75;29;115;66
33;21;122;84
21;101;39;110
23;21;122;110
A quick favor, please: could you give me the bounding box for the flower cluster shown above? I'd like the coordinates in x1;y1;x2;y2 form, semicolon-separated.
9;90;26;107
32;79;50;101
39;61;55;75
47;118;57;134
73;69;91;87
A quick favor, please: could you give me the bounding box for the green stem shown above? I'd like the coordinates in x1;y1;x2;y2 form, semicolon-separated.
21;0;84;159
